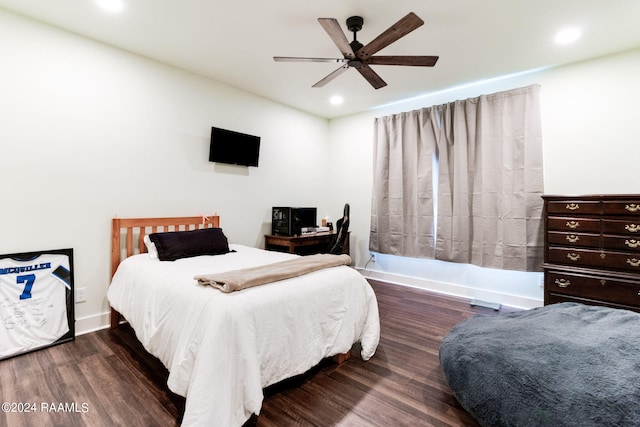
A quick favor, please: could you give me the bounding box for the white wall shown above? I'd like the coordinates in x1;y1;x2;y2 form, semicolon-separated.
0;9;334;332
329;47;640;308
540;51;640;194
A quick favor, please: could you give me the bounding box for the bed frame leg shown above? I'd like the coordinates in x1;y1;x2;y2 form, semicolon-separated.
332;351;351;365
110;308;121;329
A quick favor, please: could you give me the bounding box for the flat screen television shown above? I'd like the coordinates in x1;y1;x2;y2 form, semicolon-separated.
209;127;260;167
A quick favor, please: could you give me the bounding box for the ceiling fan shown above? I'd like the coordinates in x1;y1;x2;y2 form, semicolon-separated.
273;12;439;89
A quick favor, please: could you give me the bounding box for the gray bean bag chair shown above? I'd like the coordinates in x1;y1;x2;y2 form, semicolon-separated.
439;302;640;426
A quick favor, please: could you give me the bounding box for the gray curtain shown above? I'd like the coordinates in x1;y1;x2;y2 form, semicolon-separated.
369;109;437;259
436;85;544;271
370;85;544;272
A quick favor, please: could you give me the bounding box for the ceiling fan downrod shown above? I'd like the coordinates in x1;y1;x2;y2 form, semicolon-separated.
346;16;364;53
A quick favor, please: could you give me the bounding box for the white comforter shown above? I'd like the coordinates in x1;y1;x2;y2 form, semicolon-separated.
107;244;380;426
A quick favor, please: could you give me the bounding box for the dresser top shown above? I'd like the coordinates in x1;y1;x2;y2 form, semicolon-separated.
543;194;640;201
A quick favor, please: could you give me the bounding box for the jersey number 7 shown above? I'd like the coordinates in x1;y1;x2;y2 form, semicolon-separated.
17;274;36;300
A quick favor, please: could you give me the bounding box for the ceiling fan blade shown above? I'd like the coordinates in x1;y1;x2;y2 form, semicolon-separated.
368;55;439;66
318;18;355;59
312;64;350;88
274;56;348;63
356;65;387;89
356;12;424;59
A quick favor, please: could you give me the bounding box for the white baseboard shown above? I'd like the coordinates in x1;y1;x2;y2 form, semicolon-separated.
74;311;111;336
358;268;542;310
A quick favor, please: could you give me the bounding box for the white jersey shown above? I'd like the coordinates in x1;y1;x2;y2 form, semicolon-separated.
0;253;71;358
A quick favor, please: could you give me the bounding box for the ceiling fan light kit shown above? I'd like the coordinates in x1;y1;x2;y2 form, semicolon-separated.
273;12;439;89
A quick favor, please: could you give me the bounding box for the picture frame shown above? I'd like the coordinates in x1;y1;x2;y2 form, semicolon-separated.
0;248;74;360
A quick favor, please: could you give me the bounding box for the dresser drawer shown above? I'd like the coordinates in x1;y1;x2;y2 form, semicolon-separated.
602;200;640;215
601;251;640;272
549;247;640;272
546;293;640;313
602;219;640;235
602;235;640;253
547;231;599;248
547;247;605;268
545;271;640;307
547;216;600;233
546;200;601;215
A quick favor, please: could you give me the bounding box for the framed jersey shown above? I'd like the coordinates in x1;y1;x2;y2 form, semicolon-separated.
0;248;74;360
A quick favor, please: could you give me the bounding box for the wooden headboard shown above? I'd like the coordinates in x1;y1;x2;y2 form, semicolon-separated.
110;215;220;328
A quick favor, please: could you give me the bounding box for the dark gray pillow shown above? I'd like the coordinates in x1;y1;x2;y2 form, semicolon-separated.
149;228;230;261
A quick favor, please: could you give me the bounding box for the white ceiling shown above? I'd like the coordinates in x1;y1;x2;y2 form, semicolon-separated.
2;0;640;119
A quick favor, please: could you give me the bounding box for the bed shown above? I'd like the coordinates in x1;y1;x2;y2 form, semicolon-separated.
439;302;640;427
107;215;380;426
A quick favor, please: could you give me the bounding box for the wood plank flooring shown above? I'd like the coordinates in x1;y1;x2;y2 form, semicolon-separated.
0;280;519;426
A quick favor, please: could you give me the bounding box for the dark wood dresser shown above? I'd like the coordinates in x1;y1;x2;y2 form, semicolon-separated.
542;194;640;312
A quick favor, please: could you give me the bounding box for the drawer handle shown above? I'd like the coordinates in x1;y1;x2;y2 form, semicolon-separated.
626;224;640;233
566;221;580;229
627;258;640;268
566;203;580;211
566;234;580;243
625;204;640;212
567;253;581;261
555;279;571;288
626;239;640;249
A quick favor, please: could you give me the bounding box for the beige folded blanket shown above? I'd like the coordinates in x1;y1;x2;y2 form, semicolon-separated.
194;253;352;292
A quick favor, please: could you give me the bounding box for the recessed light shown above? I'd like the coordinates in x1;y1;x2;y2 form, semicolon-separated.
330;95;344;106
96;0;124;13
555;27;581;45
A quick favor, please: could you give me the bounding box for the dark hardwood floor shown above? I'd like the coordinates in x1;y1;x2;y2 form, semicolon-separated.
0;280;518;427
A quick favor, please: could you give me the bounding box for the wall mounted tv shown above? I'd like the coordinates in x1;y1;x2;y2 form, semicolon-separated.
209;127;261;167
